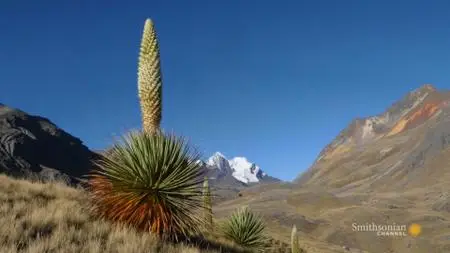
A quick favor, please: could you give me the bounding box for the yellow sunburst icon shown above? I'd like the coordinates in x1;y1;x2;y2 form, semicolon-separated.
408;223;422;237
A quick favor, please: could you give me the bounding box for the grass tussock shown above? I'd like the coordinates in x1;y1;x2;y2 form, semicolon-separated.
0;174;248;253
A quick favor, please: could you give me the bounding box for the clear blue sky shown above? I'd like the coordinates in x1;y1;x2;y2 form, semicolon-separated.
2;0;450;181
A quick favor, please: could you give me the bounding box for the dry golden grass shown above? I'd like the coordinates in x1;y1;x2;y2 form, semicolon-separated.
0;174;254;253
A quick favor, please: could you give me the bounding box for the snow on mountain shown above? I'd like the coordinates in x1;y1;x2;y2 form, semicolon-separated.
206;152;231;171
204;152;269;184
229;157;260;183
206;152;225;166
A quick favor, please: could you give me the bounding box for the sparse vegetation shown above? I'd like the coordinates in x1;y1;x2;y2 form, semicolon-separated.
221;206;268;252
0;174;249;253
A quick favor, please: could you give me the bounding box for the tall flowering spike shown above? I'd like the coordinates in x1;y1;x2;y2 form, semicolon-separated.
203;176;213;231
138;19;162;134
291;224;300;253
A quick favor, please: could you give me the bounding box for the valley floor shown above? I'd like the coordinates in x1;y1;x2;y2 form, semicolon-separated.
214;183;450;253
2;173;449;253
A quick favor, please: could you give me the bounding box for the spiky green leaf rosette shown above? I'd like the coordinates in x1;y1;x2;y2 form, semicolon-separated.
88;131;205;239
221;206;267;252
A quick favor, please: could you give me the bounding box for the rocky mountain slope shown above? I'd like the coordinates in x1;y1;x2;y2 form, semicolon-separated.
0;103;98;183
214;84;450;253
295;84;450;193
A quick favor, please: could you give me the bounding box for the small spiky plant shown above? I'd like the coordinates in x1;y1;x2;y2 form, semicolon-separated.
138;19;162;134
202;176;213;231
291;225;300;253
88;131;205;239
221;206;267;252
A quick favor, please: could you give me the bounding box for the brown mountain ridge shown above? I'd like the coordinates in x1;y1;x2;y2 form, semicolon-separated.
295;84;450;193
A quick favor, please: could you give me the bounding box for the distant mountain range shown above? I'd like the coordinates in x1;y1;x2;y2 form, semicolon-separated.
195;152;280;201
200;152;279;184
0;103;280;196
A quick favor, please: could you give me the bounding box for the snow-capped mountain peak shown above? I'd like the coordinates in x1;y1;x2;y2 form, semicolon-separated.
204;152;269;184
210;152;226;160
206;152;230;170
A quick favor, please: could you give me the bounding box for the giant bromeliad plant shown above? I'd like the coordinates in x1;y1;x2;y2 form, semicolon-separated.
88;19;205;239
